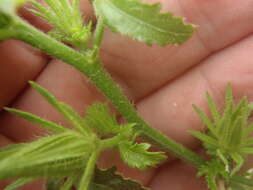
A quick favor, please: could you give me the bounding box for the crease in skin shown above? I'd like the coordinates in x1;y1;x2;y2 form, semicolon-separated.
0;40;49;109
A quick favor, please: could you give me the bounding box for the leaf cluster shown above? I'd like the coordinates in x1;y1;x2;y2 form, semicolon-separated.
0;82;166;190
30;0;91;49
29;0;195;49
93;0;195;46
189;85;253;189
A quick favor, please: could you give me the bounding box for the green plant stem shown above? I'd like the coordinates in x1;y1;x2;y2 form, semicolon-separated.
93;17;105;48
12;17;205;167
0;27;16;40
79;149;100;190
101;135;124;149
61;176;75;190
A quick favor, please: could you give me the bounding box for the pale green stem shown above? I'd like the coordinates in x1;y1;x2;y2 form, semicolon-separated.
100;134;124;149
0;27;16;40
78;149;100;190
60;176;75;190
10;17;205;167
93;17;105;48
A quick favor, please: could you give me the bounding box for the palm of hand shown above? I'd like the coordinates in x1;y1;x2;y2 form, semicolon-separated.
0;0;253;189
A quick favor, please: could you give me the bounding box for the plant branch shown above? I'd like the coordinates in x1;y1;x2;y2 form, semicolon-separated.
79;148;100;190
0;27;16;40
101;134;124;149
93;17;105;49
11;17;205;167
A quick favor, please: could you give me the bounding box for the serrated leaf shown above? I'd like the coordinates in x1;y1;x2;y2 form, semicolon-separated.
231;97;247;122
91;166;149;190
4;108;67;133
93;0;195;46
206;92;221;126
118;141;166;170
30;0;91;49
4;178;34;190
84;103;119;136
188;130;218;148
192;105;217;137
0;132;92;179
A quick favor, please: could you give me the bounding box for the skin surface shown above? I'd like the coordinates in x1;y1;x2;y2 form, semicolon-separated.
0;0;253;189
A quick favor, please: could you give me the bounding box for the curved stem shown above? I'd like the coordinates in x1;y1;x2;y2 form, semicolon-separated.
93;17;105;49
13;17;205;167
78;149;100;190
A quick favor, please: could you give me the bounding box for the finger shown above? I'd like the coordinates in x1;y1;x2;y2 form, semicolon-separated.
137;33;253;149
0;40;48;109
101;0;253;100
149;160;208;190
0;135;45;190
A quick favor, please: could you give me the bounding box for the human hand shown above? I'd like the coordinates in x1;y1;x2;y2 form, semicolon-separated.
0;0;253;189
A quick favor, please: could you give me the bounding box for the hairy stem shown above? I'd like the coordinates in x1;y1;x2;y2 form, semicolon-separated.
93;17;105;49
100;134;124;149
79;149;100;190
0;27;16;40
12;17;205;167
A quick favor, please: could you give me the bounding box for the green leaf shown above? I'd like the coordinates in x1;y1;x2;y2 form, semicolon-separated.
29;81;91;135
93;0;195;46
228;117;243;149
197;159;227;190
84;103;119;135
118;141;166;170
206;92;221;126
0;132;92;179
188;130;218;148
5;107;67;133
192;104;217;137
91;166;149;190
30;0;91;49
0;143;24;159
4;178;34;190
